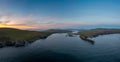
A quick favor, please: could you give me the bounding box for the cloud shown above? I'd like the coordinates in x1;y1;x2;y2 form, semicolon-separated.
0;14;101;29
0;14;53;24
0;13;119;29
0;14;59;29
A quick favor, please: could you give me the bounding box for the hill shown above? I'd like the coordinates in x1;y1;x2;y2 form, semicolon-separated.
0;28;71;47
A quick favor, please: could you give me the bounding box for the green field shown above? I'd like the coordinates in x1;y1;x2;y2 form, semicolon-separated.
0;28;71;47
78;28;120;39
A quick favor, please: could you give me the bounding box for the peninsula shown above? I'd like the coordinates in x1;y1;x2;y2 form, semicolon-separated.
78;28;120;41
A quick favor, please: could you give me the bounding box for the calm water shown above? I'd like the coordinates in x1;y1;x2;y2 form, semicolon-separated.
0;33;120;62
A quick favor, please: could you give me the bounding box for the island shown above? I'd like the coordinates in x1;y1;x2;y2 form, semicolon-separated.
77;28;120;43
0;28;71;47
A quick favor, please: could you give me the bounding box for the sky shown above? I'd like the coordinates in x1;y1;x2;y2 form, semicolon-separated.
0;0;120;29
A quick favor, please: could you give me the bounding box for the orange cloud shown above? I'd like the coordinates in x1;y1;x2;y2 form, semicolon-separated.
0;14;89;30
0;23;37;29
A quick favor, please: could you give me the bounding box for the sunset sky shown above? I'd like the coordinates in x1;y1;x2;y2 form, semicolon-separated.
0;0;120;29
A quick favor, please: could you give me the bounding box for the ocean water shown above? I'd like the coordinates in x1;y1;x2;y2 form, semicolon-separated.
0;33;120;62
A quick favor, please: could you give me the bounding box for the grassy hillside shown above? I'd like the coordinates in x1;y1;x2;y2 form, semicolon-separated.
78;28;120;39
0;28;71;47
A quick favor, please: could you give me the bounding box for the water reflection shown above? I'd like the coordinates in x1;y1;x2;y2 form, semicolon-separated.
66;32;76;37
15;50;80;62
0;33;120;62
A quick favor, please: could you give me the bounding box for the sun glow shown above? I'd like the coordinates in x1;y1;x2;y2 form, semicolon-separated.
0;23;8;27
0;23;36;29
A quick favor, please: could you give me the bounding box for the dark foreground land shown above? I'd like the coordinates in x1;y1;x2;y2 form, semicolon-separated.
78;28;120;42
0;28;71;47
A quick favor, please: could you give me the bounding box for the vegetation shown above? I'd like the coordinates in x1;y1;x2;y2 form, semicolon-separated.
78;28;120;40
0;28;71;47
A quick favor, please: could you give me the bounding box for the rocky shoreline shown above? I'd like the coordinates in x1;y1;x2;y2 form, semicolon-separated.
0;28;71;48
78;28;120;42
0;34;51;48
